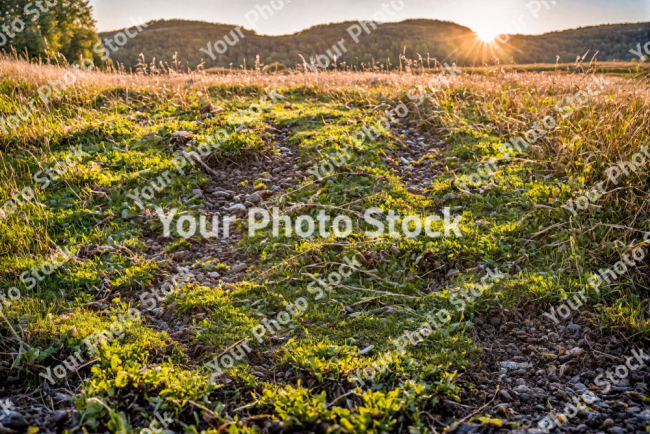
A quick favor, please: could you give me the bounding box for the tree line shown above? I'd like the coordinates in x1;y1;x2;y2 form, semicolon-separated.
1;1;648;71
96;19;650;71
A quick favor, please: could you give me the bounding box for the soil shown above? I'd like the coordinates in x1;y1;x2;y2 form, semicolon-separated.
2;122;649;434
448;307;650;434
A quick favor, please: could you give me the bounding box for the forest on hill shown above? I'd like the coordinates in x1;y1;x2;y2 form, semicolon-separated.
96;19;650;71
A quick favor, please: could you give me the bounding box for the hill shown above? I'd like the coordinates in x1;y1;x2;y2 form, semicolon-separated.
97;19;650;70
508;22;650;64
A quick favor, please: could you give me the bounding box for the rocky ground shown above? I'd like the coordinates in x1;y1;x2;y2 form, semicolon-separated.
2;113;648;434
140;123;650;434
449;308;650;434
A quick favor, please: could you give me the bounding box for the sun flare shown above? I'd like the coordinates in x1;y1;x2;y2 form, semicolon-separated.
476;29;499;42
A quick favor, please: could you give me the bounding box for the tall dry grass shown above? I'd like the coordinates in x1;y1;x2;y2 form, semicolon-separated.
1;52;646;173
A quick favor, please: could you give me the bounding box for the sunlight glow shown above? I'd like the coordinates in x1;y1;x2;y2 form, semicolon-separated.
476;29;499;42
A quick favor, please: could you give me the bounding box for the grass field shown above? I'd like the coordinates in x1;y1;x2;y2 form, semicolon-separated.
0;55;649;433
205;62;650;79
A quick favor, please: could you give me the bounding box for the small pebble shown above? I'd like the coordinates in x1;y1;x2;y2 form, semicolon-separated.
2;411;28;429
498;389;512;402
230;263;248;274
600;418;614;430
567;323;581;332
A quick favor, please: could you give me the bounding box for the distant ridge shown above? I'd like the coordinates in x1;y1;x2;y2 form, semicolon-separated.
98;19;650;70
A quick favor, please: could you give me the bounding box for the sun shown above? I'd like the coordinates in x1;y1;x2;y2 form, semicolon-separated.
476;29;499;42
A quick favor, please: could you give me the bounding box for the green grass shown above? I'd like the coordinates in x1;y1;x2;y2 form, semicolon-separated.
0;61;649;433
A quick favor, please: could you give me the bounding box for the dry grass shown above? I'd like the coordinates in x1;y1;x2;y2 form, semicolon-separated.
2;53;644;94
2;53;646;175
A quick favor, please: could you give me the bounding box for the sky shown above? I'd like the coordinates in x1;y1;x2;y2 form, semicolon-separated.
88;0;650;37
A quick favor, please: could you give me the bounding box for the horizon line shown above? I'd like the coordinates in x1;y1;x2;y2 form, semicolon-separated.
96;17;650;38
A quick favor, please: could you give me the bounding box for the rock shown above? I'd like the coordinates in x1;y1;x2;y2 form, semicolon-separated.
519;393;531;402
162;303;178;320
510;429;546;434
636;409;650;421
513;385;530;394
576;425;588;432
455;423;482;433
568;323;581;332
208;272;220;279
568;347;585;358
243;201;255;208
172;131;193;144
192;189;203;197
607;428;624;434
173;251;192;261
152;307;164;318
247;193;261;204
577;407;588;417
570;374;581;383
515;378;526;386
475;317;484;326
574;382;587;392
54;393;71;402
230;263;248;274
225;204;247;213
52;410;69;424
498;389;512;402
212;191;233;199
199;103;212;114
490;316;501;326
1;411;28;429
500;361;527;370
600;419;614;430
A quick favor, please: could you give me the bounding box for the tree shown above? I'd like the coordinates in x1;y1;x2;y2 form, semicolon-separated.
0;0;101;64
